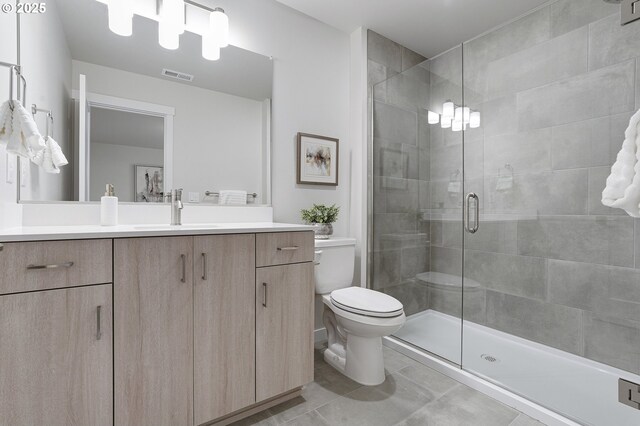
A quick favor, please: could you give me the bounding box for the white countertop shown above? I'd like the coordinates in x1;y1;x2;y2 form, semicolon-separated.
0;222;313;242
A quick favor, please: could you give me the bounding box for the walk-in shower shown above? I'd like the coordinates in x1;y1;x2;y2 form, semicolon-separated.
369;1;640;424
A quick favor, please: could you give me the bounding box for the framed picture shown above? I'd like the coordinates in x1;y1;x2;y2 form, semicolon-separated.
296;132;339;186
135;165;164;202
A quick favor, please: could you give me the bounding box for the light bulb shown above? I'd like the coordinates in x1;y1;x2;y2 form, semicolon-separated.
469;111;481;128
202;32;221;60
210;8;229;48
158;0;184;50
441;118;452;129
442;101;454;121
463;107;471;125
159;19;180;49
427;110;439;125
107;0;133;37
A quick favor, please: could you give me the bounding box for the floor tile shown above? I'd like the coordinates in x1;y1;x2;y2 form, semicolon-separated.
285;411;332;426
396;364;458;396
509;413;544;425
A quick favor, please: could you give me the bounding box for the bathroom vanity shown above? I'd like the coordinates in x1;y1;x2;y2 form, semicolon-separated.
0;225;315;426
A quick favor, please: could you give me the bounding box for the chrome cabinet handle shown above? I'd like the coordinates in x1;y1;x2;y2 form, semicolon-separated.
27;261;74;270
464;192;480;234
262;282;267;307
180;254;186;283
96;305;102;341
201;253;207;281
277;246;299;251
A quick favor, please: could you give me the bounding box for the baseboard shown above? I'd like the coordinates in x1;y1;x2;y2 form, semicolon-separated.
204;388;303;426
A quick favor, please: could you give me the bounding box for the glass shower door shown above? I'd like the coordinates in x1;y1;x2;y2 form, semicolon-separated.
460;1;640;424
371;45;464;365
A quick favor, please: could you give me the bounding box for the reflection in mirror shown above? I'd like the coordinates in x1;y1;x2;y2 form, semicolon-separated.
18;0;273;204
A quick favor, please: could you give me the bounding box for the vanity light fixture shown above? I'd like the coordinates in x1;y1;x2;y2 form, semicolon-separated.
436;101;480;131
100;0;230;60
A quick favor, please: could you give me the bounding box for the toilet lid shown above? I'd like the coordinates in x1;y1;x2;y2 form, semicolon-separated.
330;287;404;318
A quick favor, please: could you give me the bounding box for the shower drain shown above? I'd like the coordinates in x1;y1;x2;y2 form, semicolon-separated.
480;354;499;363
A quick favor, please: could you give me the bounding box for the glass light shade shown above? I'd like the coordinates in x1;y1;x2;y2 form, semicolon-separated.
107;0;133;37
452;119;463;132
469;111;481;128
442;101;454;120
441;118;452;129
427;110;439;125
158;0;184;49
202;32;221;60
210;9;229;48
159;19;180;49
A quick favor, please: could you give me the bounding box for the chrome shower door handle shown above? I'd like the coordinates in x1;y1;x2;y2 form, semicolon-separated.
464;192;480;234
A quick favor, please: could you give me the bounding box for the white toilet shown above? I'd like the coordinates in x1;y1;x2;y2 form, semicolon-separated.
315;237;406;386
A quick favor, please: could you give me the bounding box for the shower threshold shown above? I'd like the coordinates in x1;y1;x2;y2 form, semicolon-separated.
391;310;640;426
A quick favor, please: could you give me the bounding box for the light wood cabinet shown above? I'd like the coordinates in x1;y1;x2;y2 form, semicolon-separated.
256;231;315;267
114;237;194;426
255;262;315;402
194;234;256;424
0;284;112;426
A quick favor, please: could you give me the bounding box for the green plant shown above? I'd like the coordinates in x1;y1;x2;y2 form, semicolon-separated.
301;204;340;224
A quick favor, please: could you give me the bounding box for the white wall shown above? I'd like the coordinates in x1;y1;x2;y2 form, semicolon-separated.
73;60;264;203
19;0;73;201
0;9;17;205
208;0;351;234
90;142;164;202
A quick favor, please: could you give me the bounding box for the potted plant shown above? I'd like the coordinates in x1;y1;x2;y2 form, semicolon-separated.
301;204;339;239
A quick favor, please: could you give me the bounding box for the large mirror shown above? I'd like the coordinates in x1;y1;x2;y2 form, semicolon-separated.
17;0;272;204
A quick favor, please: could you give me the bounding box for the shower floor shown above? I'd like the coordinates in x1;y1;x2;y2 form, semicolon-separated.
394;310;640;426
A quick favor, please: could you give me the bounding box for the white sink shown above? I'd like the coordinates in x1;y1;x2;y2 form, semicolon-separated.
133;224;219;230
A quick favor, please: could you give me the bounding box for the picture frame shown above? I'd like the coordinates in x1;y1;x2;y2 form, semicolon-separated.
134;165;164;202
296;132;339;186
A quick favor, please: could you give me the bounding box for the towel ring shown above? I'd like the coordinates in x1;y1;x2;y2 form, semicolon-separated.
31;104;54;138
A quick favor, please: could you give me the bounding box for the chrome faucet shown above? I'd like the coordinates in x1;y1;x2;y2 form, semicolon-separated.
165;189;184;225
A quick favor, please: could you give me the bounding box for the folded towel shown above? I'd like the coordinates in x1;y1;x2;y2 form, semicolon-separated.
219;190;247;205
602;109;640;216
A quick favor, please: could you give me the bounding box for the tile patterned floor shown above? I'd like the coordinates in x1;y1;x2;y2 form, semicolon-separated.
230;343;545;426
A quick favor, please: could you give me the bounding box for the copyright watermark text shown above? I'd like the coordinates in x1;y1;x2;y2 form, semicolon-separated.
1;3;47;13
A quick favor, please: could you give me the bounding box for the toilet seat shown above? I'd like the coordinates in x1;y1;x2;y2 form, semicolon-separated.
330;287;404;318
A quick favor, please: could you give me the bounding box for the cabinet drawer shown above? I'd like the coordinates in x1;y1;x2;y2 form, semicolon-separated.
0;239;112;295
256;231;314;267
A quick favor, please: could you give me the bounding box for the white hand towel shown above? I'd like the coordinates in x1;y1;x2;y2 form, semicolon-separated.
602;109;640;216
31;137;67;174
0;101;11;142
219;190;247;205
5;101;45;159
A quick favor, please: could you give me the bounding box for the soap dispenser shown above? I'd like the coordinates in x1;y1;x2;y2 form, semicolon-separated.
101;184;118;226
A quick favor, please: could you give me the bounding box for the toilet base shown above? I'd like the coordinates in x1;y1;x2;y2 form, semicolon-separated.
323;335;386;386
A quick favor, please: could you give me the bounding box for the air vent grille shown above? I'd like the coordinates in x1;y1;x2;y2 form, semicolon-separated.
161;68;194;82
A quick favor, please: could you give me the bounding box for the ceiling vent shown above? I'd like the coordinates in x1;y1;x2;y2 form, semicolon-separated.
161;68;194;82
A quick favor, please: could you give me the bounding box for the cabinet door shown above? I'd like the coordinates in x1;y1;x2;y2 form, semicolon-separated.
256;263;314;402
0;285;112;426
194;234;256;424
114;237;193;426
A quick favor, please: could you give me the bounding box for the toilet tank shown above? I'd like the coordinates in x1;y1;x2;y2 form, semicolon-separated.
314;237;356;295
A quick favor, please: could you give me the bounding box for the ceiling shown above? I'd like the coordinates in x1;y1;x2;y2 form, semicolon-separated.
275;0;550;58
90;108;164;150
53;0;273;101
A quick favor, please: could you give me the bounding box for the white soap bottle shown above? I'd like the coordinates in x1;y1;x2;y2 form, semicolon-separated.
101;184;118;226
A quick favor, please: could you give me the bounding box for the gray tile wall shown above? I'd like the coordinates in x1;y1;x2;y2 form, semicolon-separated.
370;0;640;375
